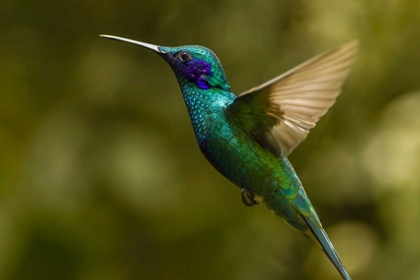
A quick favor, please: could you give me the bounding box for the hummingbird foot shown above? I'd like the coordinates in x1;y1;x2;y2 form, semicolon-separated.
241;188;259;207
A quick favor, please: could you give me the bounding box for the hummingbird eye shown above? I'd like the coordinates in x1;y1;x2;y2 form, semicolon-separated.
177;51;192;62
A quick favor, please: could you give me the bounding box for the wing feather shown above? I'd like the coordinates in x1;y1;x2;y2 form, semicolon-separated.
227;41;358;156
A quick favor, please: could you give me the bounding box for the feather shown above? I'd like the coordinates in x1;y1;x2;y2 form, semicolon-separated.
227;41;358;156
301;215;351;280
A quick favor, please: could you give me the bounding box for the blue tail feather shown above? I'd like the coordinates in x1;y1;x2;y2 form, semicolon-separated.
302;215;351;280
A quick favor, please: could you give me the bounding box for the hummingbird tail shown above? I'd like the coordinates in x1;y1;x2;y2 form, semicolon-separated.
301;215;351;280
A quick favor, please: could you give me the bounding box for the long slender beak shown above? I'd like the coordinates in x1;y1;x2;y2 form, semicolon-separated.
99;34;164;53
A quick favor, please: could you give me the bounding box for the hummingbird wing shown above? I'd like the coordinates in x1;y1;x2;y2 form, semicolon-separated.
226;41;358;157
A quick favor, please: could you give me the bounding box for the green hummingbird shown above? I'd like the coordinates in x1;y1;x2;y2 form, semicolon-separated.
100;34;358;280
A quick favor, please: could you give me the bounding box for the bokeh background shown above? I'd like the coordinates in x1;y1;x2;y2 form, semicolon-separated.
2;0;420;279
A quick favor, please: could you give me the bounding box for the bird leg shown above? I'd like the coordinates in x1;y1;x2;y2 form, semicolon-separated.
241;188;259;207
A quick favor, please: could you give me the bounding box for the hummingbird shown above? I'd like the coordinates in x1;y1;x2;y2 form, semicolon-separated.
100;34;358;280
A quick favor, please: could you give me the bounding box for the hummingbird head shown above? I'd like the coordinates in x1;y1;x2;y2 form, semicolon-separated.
100;35;230;91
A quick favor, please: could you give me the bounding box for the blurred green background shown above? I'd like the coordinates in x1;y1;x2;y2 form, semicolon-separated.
1;0;420;279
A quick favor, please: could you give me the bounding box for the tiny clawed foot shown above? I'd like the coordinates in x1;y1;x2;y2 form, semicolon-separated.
241;188;259;207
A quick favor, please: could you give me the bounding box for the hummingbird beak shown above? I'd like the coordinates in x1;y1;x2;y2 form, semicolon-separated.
99;34;165;54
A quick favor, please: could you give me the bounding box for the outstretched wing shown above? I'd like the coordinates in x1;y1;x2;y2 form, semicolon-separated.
226;41;358;157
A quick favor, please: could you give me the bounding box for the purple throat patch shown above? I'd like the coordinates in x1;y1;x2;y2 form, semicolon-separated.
179;58;213;89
